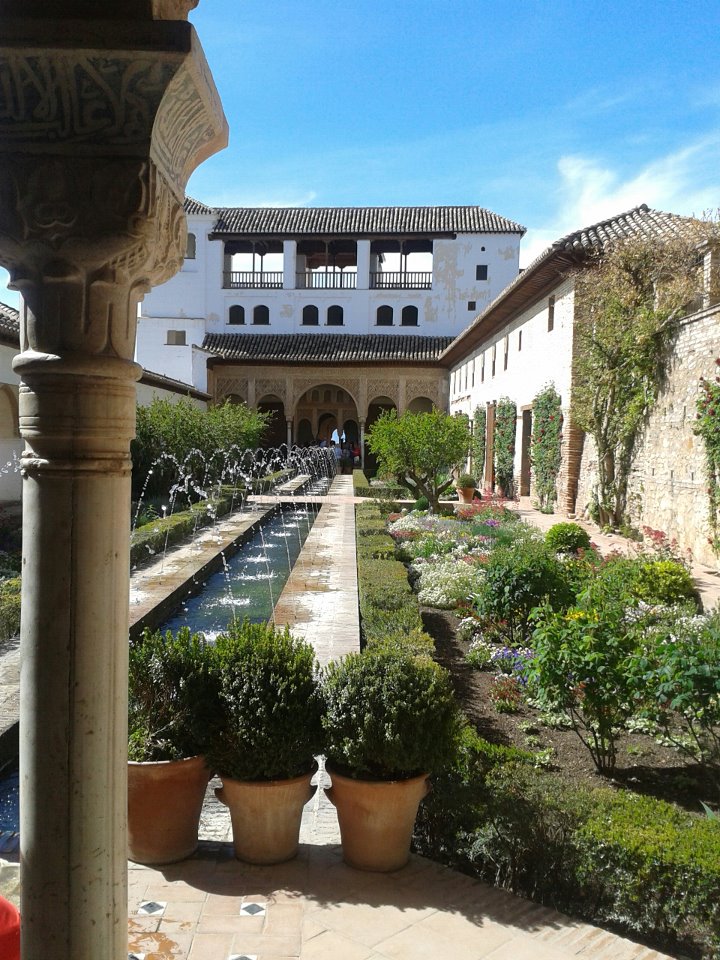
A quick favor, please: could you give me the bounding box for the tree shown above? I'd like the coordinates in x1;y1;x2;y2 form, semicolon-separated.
572;227;715;528
132;397;269;502
367;409;471;512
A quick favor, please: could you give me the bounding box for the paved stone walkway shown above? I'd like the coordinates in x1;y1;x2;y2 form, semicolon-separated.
273;475;360;665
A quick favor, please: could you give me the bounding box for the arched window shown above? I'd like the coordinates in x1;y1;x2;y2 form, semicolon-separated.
228;305;245;325
302;305;319;326
253;304;270;325
185;232;196;259
376;305;393;326
401;305;419;326
326;305;344;326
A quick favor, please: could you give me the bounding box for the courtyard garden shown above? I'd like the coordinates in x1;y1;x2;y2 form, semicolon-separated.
354;484;720;960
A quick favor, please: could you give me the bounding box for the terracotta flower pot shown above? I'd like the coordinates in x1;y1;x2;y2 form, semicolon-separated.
325;765;431;871
456;486;475;504
215;767;316;864
128;754;211;865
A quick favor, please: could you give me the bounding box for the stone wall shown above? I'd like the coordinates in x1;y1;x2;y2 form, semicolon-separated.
575;302;720;565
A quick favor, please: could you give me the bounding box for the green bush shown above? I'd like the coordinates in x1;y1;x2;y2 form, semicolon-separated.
208;620;324;781
355;505;427;650
545;522;591;554
367;628;435;656
634;558;702;608
355;534;396;560
457;473;476;489
530;601;638;774
633;613;720;796
473;535;575;642
494;398;517;496
414;731;720;958
413;727;542;868
0;577;21;645
577;791;720;958
322;648;461;779
128;627;219;762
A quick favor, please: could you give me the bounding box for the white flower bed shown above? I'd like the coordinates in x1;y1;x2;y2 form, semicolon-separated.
413;557;486;609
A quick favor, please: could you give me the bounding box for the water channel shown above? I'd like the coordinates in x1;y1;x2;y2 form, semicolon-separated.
159;481;328;637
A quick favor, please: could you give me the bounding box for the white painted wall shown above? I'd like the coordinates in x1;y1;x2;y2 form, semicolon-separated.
138;214;522;375
449;278;575;416
448;277;575;485
135;316;209;385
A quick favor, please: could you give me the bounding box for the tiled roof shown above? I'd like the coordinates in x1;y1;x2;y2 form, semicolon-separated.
203;333;454;364
184;197;215;216
441;205;694;365
139;369;210;401
0;302;19;344
549;204;688;257
209;206;525;237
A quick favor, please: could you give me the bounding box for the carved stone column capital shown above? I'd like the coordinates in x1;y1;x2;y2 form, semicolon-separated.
0;16;228;362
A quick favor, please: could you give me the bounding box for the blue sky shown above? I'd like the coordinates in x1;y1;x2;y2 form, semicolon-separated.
2;0;719;307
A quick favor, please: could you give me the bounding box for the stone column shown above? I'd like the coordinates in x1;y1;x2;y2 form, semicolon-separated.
283;240;297;290
286;418;293;448
356;240;371;290
0;10;227;960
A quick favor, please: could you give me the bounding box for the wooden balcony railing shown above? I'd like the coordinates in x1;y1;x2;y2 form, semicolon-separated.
296;271;357;290
370;271;432;290
223;271;284;289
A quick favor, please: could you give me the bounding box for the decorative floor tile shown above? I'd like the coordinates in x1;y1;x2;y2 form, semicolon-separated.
240;902;266;917
137;900;166;916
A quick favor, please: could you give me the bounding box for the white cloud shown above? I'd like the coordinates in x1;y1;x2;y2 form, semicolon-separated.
521;135;720;266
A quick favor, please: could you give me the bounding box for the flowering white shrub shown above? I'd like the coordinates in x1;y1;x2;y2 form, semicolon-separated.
466;637;494;669
456;616;484;643
414;557;486;609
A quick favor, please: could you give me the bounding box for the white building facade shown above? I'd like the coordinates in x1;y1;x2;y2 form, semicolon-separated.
444;205;689;514
137;202;524;389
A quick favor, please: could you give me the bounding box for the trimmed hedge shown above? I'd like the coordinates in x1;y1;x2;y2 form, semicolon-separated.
414;726;720;959
353;469;371;495
355;503;433;652
353;468;405;500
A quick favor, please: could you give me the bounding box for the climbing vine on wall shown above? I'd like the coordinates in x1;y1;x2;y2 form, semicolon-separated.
472;406;486;486
572;229;716;529
494;398;517;496
531;384;563;512
695;365;720;553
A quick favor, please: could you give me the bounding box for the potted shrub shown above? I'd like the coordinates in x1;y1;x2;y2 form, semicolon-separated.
456;472;477;504
128;627;217;865
207;619;325;864
322;647;461;871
